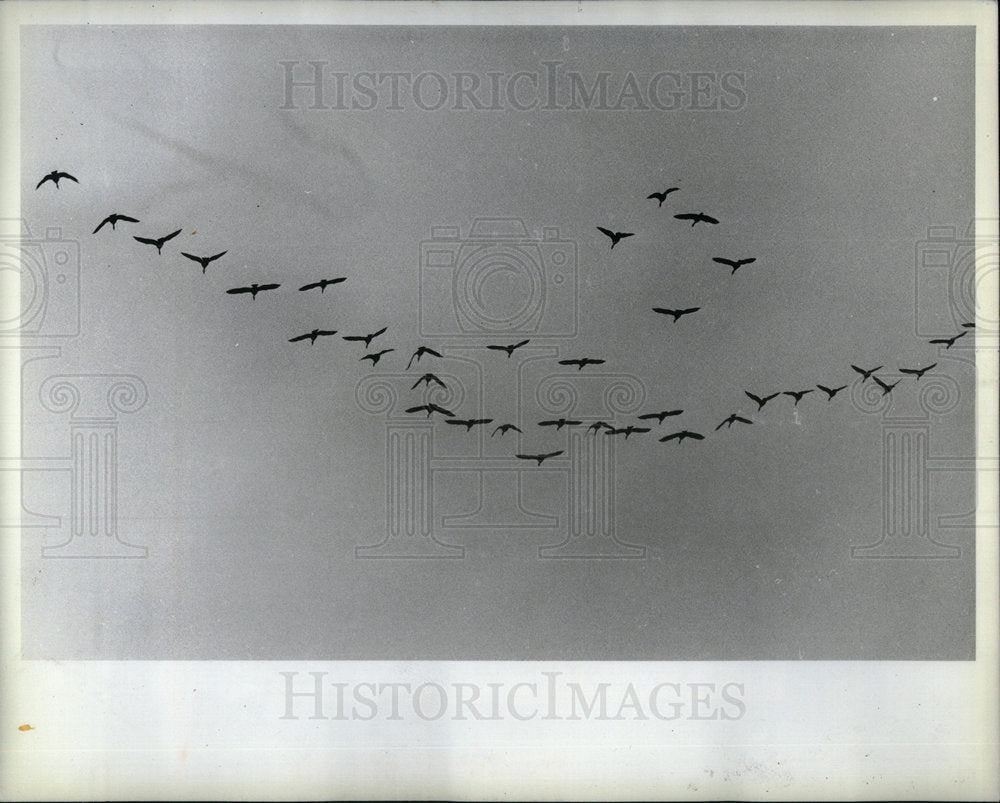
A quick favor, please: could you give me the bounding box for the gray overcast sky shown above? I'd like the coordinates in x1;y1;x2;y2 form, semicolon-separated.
19;24;975;659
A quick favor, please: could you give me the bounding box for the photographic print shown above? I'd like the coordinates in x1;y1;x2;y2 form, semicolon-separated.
2;1;996;800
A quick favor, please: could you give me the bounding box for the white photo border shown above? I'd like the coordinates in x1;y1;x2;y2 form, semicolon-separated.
1;2;996;800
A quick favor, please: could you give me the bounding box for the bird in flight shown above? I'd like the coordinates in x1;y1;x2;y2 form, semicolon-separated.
299;278;346;293
406;403;454;418
134;229;182;254
360;349;394;365
92;213;139;233
653;307;700;322
407;346;443;369
817;384;847;400
446;418;494;432
343;327;388;348
930;332;967;349
784;389;814;406
558;358;605;370
712;257;756;275
607;426;650;439
226;283;280;299
674;212;719;227
647;188;680;206
660;430;704;443
36;170;78;189
872;376;900;395
588;421;615;433
487;340;530;357
899;363;937;380
492;423;522;438
638;409;683;424
516;450;564;466
596;227;635;249
538;418;583;430
851;365;883;382
181;250;228;273
411;373;446;390
288;329;338;344
716;414;752;430
745;391;780;410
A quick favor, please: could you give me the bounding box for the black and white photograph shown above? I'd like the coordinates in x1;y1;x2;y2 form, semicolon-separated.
1;1;997;800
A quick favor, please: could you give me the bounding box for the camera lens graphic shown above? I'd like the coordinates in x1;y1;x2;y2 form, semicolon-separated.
0;244;46;332
951;243;998;329
453;245;545;331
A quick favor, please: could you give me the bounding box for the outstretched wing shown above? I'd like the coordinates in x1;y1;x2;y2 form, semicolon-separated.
92;217;112;234
745;391;763;407
35;175;52;189
712;257;737;268
734;416;752;425
180;252;203;264
258;284;280;291
406;405;429;414
134;235;158;246
288;333;311;343
686;432;705;440
57;172;79;184
161;229;183;243
596;226;615;240
700;215;719;224
226;286;252;295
